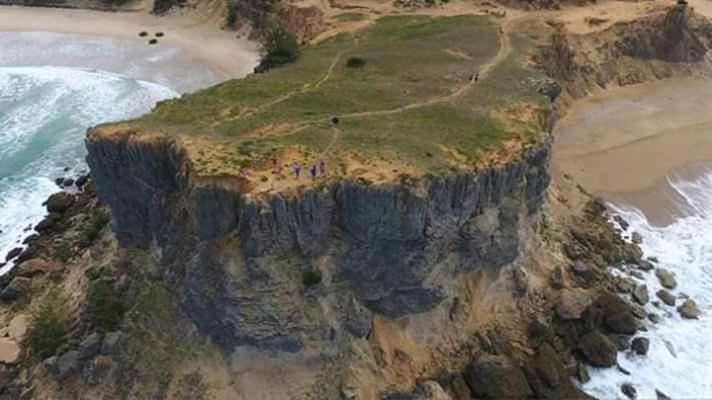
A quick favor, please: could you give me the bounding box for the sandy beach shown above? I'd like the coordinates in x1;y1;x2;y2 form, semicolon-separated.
0;5;260;78
553;77;712;225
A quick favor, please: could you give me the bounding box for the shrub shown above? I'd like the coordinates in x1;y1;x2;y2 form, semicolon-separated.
302;270;322;287
254;20;300;73
87;279;126;332
346;57;367;68
226;1;238;29
29;288;69;360
80;209;110;246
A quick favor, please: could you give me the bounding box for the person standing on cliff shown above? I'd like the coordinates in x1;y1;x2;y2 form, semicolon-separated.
293;162;302;178
319;159;326;175
309;164;317;180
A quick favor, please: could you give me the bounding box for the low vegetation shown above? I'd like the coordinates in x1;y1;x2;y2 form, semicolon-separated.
80;209;110;247
29;288;69;360
86;279;126;332
125;15;549;181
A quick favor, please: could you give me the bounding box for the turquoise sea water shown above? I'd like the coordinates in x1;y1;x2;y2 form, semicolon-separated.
0;31;221;274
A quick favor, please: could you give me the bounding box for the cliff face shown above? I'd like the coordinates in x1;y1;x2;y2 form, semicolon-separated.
86;131;551;352
535;5;712;108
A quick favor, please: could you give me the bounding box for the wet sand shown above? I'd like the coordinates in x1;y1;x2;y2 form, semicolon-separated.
0;5;260;79
553;77;712;225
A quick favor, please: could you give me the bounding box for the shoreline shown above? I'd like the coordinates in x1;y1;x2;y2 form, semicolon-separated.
553;77;712;226
0;4;260;79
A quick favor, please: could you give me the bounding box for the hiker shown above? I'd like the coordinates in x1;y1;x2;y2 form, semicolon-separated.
319;159;326;174
331;115;339;125
272;157;278;172
310;164;317;180
474;73;479;83
293;162;302;178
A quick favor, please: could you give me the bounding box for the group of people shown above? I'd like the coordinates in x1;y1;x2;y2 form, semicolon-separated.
271;157;327;180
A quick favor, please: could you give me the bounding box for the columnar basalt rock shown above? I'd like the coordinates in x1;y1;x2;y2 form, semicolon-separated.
86;130;552;351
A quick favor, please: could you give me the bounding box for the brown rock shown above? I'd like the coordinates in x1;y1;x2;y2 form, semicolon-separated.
677;299;701;319
8;315;28;341
632;284;649;305
556;289;593;320
656;289;676;306
655;269;677;289
15;258;51;278
578;332;617;367
464;356;532;399
0;338;21;365
46;192;74;213
631;337;650;355
605;311;638;335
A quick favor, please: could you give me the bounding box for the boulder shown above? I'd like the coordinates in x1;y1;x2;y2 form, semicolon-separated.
34;218;55;232
632;284;649;305
621;383;637;399
655;269;677;289
75;175;90;190
417;381;452;400
46;192;74;213
464;356;532;399
656;389;672;400
15;258;51;278
550;266;564;289
101;331;123;355
578;332;617;367
5;247;22;262
79;333;103;359
656;289;676;306
615;276;636;294
555;289;593;320
570;260;596;283
635;260;654;271
51;351;80;380
648;313;661;324
677;299;701;319
0;338;21;364
0;277;32;301
631;337;650;355
605;311;638;335
8;315;29;341
631;232;643;244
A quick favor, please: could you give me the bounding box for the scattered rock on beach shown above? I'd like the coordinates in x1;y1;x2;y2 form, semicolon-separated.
148;39;158;45
139;31;148;37
578;332;617;367
605;311;638;335
5;248;22;262
677;299;701;319
632;284;649;305
656;389;672;400
655;268;677;289
656;289;676;306
46;192;74;213
631;337;649;355
621;383;637;399
635;259;654;271
631;232;643;244
555;289;592;320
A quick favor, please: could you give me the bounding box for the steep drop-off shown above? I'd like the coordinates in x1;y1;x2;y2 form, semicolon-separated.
85;129;551;352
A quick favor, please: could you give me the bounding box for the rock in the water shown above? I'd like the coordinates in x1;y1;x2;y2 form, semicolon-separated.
632;284;649;305
635;260;654;271
631;232;643;244
656;289;676;306
605;311;638;335
677;299;701;319
76;174;90;189
0;277;32;301
656;389;672;400
578;332;617;367
613;215;629;230
648;313;661;323
631;337;650;355
556;289;593;320
0;338;21;364
655;269;677;289
46;192;74;213
79;333;103;359
576;362;590;383
5;247;22;262
464;356;532;399
615;276;636;294
621;383;637;399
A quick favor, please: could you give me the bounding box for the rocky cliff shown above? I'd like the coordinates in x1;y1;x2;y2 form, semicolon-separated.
535;4;712;110
85;129;551;353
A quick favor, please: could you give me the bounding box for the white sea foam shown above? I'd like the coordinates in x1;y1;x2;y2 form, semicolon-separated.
0;66;178;274
583;169;712;398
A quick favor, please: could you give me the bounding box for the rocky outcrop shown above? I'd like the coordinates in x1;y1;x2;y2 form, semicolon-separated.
535;5;712;111
86;130;551;351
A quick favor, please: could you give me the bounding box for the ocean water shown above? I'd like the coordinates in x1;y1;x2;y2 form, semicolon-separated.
584;167;712;398
0;31;223;274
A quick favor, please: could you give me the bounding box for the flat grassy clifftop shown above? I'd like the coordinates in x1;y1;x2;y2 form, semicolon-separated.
104;14;552;195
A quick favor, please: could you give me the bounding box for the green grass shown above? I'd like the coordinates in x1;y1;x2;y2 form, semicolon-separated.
123;14;550;177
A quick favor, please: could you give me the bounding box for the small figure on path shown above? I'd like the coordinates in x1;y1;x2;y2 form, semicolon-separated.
310;165;317;180
293;162;302;178
272;157;279;172
331;115;339;125
474;73;479;83
319;159;326;174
